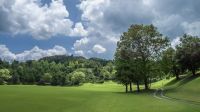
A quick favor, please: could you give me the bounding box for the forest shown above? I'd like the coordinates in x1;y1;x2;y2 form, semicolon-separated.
0;55;115;86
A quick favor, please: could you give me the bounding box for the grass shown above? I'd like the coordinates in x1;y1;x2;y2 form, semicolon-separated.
0;81;200;112
164;75;200;103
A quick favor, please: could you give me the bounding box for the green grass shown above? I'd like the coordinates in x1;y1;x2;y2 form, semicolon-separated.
0;81;200;112
165;75;200;103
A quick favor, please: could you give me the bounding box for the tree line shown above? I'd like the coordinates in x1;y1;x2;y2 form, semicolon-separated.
115;24;200;93
0;24;200;93
0;55;115;86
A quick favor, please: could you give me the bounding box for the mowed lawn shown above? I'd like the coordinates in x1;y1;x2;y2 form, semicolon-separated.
165;76;200;103
0;82;199;112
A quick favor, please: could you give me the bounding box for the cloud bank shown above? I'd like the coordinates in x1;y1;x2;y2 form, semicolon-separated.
0;0;87;39
0;45;67;62
73;0;200;59
1;0;200;60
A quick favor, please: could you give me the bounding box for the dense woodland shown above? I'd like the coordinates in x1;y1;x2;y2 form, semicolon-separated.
0;55;115;86
0;24;200;93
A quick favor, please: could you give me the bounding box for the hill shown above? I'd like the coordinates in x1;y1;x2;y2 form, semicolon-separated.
165;75;200;103
40;55;111;65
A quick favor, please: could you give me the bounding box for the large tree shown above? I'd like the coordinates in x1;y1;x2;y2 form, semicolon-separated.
176;34;200;76
115;24;169;91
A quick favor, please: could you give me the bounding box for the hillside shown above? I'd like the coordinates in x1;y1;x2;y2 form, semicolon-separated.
40;55;111;65
164;75;200;103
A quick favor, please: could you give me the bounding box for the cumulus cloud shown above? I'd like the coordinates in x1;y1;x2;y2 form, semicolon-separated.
73;37;89;50
92;44;106;54
74;0;200;59
2;0;200;59
70;22;88;37
0;0;87;39
74;50;85;56
0;45;67;62
0;45;16;62
78;0;110;21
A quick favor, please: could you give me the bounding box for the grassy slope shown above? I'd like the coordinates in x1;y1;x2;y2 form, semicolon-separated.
0;82;200;112
165;75;200;102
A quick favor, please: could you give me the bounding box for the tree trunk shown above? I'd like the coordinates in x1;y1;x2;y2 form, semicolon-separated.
173;65;180;80
129;82;132;92
175;71;180;80
175;73;180;80
192;69;196;76
144;77;149;90
136;81;140;92
125;83;128;93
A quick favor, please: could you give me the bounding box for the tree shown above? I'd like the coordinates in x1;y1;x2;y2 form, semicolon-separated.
115;56;132;92
176;34;200;76
70;71;85;85
100;67;110;80
160;47;181;80
75;68;95;83
0;55;113;86
0;69;11;84
115;24;169;91
39;73;52;85
11;70;20;84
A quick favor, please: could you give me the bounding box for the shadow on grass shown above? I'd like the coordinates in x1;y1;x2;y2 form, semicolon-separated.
113;89;155;95
165;74;200;91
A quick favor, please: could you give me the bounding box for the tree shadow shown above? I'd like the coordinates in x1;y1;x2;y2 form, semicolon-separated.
165;73;200;90
113;89;155;95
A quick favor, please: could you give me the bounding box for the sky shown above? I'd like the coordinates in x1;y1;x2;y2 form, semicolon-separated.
0;0;200;62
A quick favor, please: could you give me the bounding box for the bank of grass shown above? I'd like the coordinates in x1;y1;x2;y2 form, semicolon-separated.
0;81;200;112
164;74;200;103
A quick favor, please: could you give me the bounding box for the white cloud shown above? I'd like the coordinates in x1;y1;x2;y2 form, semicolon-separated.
92;44;106;53
75;0;200;59
182;21;200;37
74;50;85;56
77;0;110;21
0;0;87;39
70;22;88;37
2;0;200;59
0;45;16;62
0;45;68;62
73;37;90;50
171;37;181;48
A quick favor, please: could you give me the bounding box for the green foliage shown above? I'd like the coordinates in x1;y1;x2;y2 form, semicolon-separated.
115;24;169;91
70;71;85;85
0;55;114;86
39;73;52;85
11;74;20;84
0;69;11;84
176;34;200;75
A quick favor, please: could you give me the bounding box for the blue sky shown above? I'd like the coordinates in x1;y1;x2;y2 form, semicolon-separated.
0;0;200;62
0;0;81;54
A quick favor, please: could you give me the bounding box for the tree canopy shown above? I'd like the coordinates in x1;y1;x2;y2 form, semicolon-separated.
115;24;169;92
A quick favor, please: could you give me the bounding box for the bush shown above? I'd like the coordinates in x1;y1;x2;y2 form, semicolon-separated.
70;71;85;85
0;69;11;84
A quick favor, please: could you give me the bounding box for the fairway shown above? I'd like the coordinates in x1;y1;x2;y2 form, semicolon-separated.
0;82;200;112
